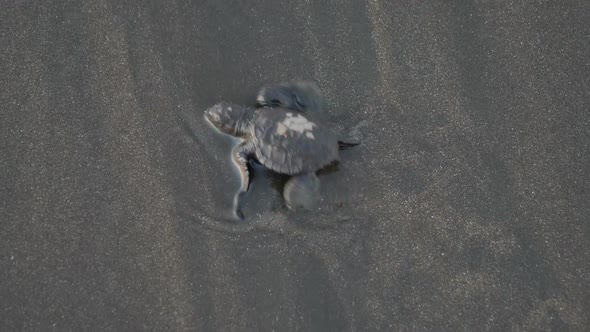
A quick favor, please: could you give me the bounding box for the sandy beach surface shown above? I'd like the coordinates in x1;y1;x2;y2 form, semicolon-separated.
1;1;589;330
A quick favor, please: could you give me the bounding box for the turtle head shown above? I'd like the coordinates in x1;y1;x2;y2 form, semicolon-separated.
204;102;251;137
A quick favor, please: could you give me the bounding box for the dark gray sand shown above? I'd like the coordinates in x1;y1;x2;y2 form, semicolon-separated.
1;1;589;330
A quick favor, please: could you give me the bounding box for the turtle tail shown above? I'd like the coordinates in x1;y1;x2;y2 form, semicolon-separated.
338;141;360;150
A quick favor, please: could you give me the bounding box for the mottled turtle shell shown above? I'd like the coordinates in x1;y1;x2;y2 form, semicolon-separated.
250;107;339;175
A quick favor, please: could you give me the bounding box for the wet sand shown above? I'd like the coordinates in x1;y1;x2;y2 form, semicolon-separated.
1;1;589;330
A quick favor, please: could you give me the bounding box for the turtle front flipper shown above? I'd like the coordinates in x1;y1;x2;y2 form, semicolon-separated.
232;141;255;220
283;172;320;211
256;81;324;115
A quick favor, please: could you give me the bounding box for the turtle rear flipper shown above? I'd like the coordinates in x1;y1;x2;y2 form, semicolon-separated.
283;173;320;211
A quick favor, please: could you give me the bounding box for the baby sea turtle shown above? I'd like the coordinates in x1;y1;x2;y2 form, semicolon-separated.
204;102;339;220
